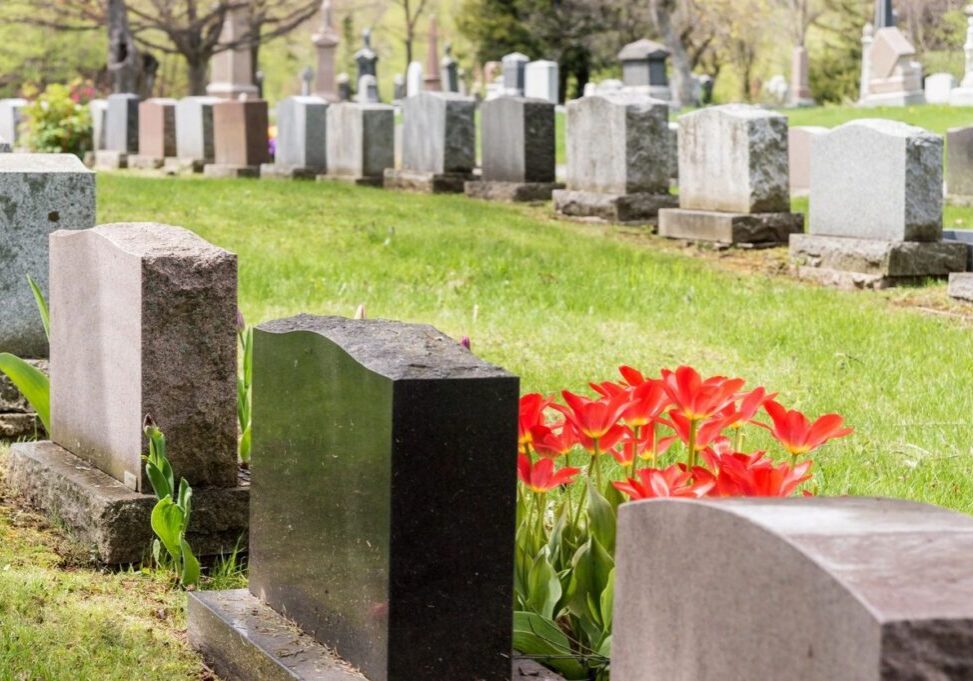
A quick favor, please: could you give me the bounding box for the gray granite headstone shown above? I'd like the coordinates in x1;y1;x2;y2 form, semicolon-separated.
275;95;328;170
90;99;108;151
176;96;219;163
49;223;238;491
325;102;394;179
502;52;529;95
677;104;789;213
566;93;670;194
481;96;555;183
948;125;973;202
0;154;95;358
613;497;973;681
248;314;518;681
0;137;10;153
106;93;140;154
401;91;475;174
810;119;942;242
0;98;27;147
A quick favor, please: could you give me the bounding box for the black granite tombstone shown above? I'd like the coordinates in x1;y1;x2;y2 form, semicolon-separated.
189;314;519;681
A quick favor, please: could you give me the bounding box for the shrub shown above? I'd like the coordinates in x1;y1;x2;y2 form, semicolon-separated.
514;365;852;680
21;80;94;156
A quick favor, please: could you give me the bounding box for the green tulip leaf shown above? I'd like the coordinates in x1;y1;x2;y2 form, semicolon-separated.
513;611;587;680
0;353;50;433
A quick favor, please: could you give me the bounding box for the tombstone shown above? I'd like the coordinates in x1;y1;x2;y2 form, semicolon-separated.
204;99;270;178
130;98;177;170
260;96;328;179
206;4;259;100
441;43;459;93
658;105;803;245
667;121;679;181
952;5;973;105
790;119;965;288
424;16;442;91
788;126;827;196
384;92;475;193
465;96;562;202
90;99;109;152
357;74;380;104
925;72;955;104
300;67;314;97
501;53;529;96
860;27;924;107
406;61;424;97
355;29;378;83
553;93;677;223
186;314;518;681
95;93;140;169
763;74;789;106
320;102;394;186
0;154;95;438
457;67;469;96
170;96;219;173
948;126;973;204
524;60;559;104
859;24;875;103
617;39;671;101
6;223;248;564
0;98;27;149
337;73;352;102
612;497;973;681
393;74;406;101
789;45;815;107
312;0;340;102
874;0;895;28
0;137;10;153
598;78;624;93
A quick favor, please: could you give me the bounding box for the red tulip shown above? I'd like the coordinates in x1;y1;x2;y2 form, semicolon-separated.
760;400;853;456
719;387;776;429
717;455;813;497
555;390;629;450
519;393;552;452
613;464;715;500
611;426;676;466
621;380;671;429
662;366;745;422
618;365;648;386
517;453;581;493
665;411;733;451
530;422;578;459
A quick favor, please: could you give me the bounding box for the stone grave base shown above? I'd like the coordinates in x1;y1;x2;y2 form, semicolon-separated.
128;155;166;170
316;173;384;187
6;440;249;565
0;359;46;440
790;234;968;289
93;151;129;170
947;193;973;207
383;168;473;194
860;90;925;107
658;208;804;245
951;88;973;106
553;189;678;224
949;273;973;301
465;180;564;202
163;157;207;175
203;164;260;179
259;164;325;180
189;589;566;681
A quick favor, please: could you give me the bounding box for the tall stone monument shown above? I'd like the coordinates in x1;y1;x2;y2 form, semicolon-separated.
260;96;328;179
207;5;259;100
951;5;973;105
355;29;378;84
441;43;459;93
6;223;248;563
186;314;518;681
658;105;803;245
788;46;815;107
424;16;442;91
312;0;340;102
790;119;966;288
554;93;677;223
385;91;475;193
407;61;424;97
465;96;562;202
860;26;924;106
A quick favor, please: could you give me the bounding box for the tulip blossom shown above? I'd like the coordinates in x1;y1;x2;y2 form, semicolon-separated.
530;422;578;459
666;412;733;452
621;380;671;429
761;400;853;456
611;426;675;467
613;464;715;500
618;365;648;387
662;366;745;422
519;393;552;452
717;456;813;497
518;453;581;493
720;387;776;430
555;390;629;450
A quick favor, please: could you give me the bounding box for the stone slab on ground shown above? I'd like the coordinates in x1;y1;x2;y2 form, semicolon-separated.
94;151;129;170
0;415;41;439
383;168;472;193
203;164;260;179
790;233;967;289
259;164;325;180
553;189;677;224
943;229;973;271
127;155;166;170
6;440;248;565
163;158;206;175
465;180;564;202
189;589;566;681
317;174;383;187
949;272;973;301
658;208;803;245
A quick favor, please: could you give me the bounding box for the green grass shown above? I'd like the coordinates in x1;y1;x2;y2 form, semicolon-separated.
779;103;973;134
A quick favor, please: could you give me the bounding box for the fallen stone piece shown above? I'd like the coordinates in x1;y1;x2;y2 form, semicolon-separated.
790;233;967;289
554;189;678;224
612;497;973;681
6;440;248;564
660;209;804;245
948;272;973;301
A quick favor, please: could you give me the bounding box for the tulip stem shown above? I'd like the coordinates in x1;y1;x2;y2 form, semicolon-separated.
592;438;602;490
735;427;744;453
687;419;699;470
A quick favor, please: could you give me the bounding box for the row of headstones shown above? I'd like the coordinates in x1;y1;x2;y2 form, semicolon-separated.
2;154;973;678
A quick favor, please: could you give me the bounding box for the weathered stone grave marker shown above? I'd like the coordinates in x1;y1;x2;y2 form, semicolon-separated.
130;98;177;170
188;314;518;681
502;52;529;95
947;125;973;205
0;98;27;148
524;60;559;103
95;93;140;170
7;223;248;563
659;104;803;245
260;95;328;179
169;96;220;174
204;99;270;178
788;125;827;196
384;91;475;193
554;92;677;223
320;102;394;186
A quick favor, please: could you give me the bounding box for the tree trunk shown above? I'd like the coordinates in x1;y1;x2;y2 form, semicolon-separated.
187;56;209;96
650;0;695;106
107;0;139;93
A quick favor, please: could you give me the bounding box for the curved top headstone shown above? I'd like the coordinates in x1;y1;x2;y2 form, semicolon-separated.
613;496;973;681
618;38;670;61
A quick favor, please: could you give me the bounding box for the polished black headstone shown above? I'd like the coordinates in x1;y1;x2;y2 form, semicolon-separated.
249;314;518;681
